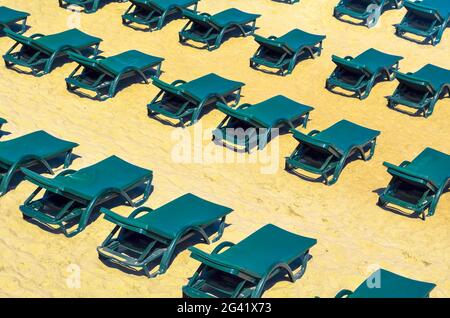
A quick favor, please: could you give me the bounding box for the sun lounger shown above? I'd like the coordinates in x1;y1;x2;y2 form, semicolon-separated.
66;50;164;100
378;147;450;219
19;156;153;237
250;29;326;76
179;8;261;51
3;28;102;76
285;120;380;185
335;268;436;298
147;73;245;126
122;0;199;31
0;6;29;34
58;0;127;14
387;64;450;117
183;224;317;298
326;48;403;99
213;95;314;152
0;131;78;196
395;0;450;45
334;0;404;28
98;193;233;278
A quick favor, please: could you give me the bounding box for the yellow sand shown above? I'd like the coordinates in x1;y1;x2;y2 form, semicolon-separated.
0;0;449;298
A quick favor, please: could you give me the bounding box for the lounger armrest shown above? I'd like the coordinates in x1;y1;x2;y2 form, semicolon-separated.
20;168;61;192
332;55;368;75
383;161;437;190
152;77;184;95
335;289;353;298
291;129;340;152
395;72;435;93
188;246;242;276
181;9;210;22
100;207;153;232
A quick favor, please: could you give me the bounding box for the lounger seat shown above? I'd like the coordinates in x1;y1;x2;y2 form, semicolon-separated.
179;8;261;51
98;193;233;277
334;0;403;28
0;131;78;196
214;95;314;151
147;73;245;126
0;6;29;34
395;0;450;45
335;269;436;298
183;224;317;298
122;0;199;31
3;28;102;76
250;29;326;76
387;64;450;117
286;120;380;185
19;156;153;237
66;50;164;100
379;147;450;218
326;48;403;99
58;0;127;14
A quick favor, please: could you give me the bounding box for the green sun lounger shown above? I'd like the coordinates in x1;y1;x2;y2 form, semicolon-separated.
0;131;78;196
179;8;261;51
213;95;314;152
19;156;153;237
122;0;199;31
98;193;233;278
0;6;29;34
250;29;326;76
326;48;403;99
285;120;380;185
147;73;245;126
335;268;436;298
65;50;164;100
334;0;403;28
395;0;450;46
58;0;127;14
183;224;317;298
3;28;102;77
378;147;450;219
387;64;450;118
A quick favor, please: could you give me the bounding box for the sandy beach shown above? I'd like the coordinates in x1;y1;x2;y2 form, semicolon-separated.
0;0;449;297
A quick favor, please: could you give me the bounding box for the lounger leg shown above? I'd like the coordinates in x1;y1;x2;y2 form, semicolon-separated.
156;11;169;30
210;216;227;243
327;157;347;185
